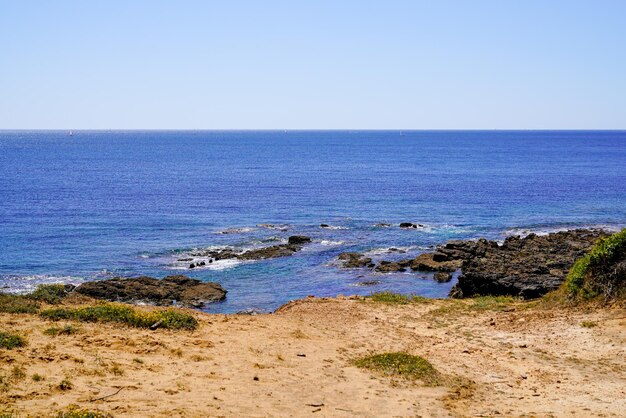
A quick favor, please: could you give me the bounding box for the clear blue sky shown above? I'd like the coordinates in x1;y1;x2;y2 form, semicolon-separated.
1;1;625;129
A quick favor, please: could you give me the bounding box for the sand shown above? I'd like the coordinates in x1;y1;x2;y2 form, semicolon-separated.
1;296;624;417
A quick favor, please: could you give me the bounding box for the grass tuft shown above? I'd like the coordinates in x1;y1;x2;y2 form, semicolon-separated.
40;302;198;330
354;352;442;386
0;331;27;350
367;292;428;305
44;324;81;337
580;320;598;328
469;295;517;311
55;404;112;418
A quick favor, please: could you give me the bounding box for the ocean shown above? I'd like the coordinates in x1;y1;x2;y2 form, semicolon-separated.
1;130;625;313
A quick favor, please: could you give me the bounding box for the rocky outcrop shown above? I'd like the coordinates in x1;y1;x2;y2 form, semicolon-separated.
400;222;423;229
188;236;312;264
334;229;609;294
450;229;609;299
337;252;375;269
75;275;227;308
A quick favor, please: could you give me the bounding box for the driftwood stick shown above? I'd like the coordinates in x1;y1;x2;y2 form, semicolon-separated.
89;386;125;402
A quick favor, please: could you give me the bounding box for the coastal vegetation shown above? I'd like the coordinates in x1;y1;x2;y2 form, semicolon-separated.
564;228;626;301
354;352;442;386
0;332;26;350
367;291;427;304
55;404;112;418
40;302;198;330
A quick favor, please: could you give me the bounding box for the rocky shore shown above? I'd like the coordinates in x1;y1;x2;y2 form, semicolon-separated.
73;275;227;308
338;229;609;299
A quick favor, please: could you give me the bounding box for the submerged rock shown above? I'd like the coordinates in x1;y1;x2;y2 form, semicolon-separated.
337;252;375;269
399;222;418;229
186;236;312;265
75;275;227;308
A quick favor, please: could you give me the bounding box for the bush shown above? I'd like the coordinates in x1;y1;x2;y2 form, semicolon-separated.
354;352;442;386
40;303;198;330
27;284;71;304
0;332;27;350
565;228;626;300
0;293;40;314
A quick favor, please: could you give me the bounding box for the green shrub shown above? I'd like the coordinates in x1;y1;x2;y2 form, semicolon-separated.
0;293;40;314
58;378;73;391
565;229;626;300
367;292;427;304
0;331;27;350
56;405;112;418
354;352;442;386
27;284;70;304
40;303;198;330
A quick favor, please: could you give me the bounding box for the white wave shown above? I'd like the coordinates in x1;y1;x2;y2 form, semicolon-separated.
504;224;621;238
257;224;290;231
321;225;349;230
216;227;256;234
363;246;429;257
319;240;345;246
167;256;243;271
0;274;86;294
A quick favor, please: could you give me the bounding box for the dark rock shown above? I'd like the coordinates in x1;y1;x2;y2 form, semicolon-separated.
75;275;227;308
399;222;418;229
356;280;381;286
434;271;453;283
237;244;300;260
288;235;312;245
320;224;330;228
189;263;195;269
375;261;406;273
409;253;462;272
338;252;374;269
375;223;391;227
449;229;610;299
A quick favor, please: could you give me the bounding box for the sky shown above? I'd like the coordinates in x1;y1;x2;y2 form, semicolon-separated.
1;1;625;129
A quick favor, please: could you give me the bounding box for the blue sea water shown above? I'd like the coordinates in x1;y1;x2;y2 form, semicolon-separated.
1;130;625;313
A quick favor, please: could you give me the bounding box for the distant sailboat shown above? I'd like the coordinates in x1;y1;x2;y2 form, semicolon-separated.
68;130;73;136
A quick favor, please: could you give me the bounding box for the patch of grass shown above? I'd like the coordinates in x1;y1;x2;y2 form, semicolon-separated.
0;293;40;314
32;373;44;382
580;320;598;328
9;366;25;382
55;404;113;418
0;331;27;350
565;228;626;300
40;303;198;330
170;348;183;357
44;324;81;337
27;284;70;304
354;352;442;386
367;291;428;305
469;295;517;311
132;358;144;364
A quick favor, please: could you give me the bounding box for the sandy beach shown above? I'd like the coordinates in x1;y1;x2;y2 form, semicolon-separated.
1;296;624;417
